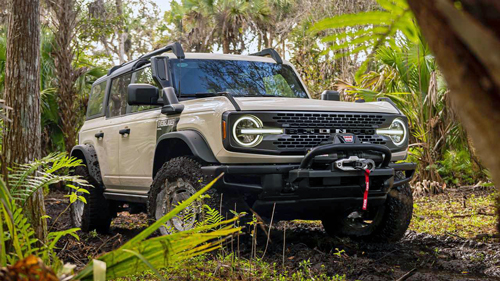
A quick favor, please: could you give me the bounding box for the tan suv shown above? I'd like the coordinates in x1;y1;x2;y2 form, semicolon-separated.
70;42;416;242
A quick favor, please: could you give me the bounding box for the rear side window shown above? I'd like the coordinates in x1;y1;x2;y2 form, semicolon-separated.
87;81;107;118
108;73;132;117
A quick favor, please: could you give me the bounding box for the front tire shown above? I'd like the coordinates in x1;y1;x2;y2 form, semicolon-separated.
147;157;219;235
322;172;413;242
70;165;112;233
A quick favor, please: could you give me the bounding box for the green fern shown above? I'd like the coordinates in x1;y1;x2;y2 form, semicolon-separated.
8;152;88;205
0;152;88;269
203;205;223;226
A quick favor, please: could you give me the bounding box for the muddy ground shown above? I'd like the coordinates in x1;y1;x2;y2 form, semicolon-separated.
45;188;500;280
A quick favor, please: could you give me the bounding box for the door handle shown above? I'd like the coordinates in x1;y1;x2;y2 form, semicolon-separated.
119;128;131;135
95;132;104;139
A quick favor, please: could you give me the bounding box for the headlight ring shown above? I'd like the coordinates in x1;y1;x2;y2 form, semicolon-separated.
231;115;284;148
376;118;407;146
232;115;264;147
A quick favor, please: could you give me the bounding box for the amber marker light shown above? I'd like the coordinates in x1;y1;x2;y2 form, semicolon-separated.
223;120;227;139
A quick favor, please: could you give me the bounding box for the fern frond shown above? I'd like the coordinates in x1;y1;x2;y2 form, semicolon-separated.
11;172;89;205
7;153;88;205
203;205;223;226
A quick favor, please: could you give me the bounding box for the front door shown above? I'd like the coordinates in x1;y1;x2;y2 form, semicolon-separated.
117;66;162;195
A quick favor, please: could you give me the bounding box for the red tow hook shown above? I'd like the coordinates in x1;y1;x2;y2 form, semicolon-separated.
362;169;371;210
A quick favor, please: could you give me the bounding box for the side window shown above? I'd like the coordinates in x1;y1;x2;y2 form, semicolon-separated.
129;67;160;113
87;81;107;118
108;73;132;117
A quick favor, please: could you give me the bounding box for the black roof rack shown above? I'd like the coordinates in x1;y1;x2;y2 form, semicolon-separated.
250;48;283;64
107;42;185;75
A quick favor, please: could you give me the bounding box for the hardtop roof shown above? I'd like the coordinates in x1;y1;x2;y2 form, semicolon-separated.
93;52;289;85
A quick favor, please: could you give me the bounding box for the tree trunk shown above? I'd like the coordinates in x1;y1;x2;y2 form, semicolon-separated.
49;0;86;154
115;0;128;64
3;0;46;241
407;0;500;232
222;37;230;54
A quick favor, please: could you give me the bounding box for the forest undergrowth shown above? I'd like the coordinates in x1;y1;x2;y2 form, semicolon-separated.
46;185;499;281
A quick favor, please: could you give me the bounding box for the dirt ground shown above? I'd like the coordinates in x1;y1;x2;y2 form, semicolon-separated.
45;187;500;280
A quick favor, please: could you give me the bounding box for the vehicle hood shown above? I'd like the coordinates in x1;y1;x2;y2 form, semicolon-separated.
233;97;400;114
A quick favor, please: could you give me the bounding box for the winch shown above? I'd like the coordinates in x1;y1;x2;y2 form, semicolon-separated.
334;156;375;172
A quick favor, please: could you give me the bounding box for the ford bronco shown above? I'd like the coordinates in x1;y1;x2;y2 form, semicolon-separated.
70;42;416;242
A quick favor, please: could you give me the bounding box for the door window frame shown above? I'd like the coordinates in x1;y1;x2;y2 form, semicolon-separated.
86;80;110;120
104;64;161;120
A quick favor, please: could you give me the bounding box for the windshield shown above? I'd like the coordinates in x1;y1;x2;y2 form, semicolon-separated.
169;59;309;99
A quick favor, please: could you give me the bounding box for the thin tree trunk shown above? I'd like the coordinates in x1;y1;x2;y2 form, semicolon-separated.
407;0;500;232
222;37;230;54
49;0;86;154
116;0;127;63
3;0;46;241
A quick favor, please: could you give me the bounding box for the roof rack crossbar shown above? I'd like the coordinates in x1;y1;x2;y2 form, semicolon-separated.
107;42;185;75
250;48;283;64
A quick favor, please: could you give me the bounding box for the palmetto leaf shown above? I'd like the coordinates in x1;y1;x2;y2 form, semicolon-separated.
310;11;396;32
74;174;241;280
311;0;419;79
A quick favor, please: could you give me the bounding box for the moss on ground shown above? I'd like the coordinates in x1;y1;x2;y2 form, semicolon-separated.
410;189;498;239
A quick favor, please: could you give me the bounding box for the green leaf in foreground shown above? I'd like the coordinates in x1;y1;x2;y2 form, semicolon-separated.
74;173;242;280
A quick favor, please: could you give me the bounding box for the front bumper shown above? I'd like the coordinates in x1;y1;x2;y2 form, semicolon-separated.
202;143;416;220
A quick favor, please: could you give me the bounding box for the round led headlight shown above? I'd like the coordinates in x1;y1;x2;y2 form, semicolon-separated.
376;118;407;146
232;115;264;147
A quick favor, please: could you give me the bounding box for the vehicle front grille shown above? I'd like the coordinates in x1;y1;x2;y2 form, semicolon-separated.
272;113;387;128
271;113;388;150
273;134;386;150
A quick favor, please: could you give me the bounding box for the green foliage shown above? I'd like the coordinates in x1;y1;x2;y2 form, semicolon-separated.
411;190;498;239
119;253;347;281
330;21;482;182
436;150;477;186
74;174;241;280
310;0;418;80
8;153;87;205
201;204;224;226
0;153;89;272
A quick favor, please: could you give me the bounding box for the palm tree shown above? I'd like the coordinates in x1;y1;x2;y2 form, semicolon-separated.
212;0;250;54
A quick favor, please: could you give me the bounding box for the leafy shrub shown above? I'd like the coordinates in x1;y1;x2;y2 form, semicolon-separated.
436;150;477;186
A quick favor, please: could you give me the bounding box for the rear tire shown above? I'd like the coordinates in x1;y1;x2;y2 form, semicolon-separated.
322;172;413;242
70;165;112;233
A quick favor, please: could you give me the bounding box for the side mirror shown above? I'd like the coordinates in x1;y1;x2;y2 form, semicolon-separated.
127;84;162;106
160;87;184;115
321;90;340;101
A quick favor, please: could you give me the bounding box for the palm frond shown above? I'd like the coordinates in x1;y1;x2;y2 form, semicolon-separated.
311;0;418;79
74;174;241;280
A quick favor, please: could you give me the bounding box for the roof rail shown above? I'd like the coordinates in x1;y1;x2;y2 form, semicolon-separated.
107;42;185;75
250;48;283;64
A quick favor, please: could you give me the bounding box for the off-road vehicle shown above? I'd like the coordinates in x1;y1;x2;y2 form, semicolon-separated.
70;42;416;242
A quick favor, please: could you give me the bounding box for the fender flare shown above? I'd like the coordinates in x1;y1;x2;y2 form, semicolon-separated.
153;131;218;176
70;144;103;186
